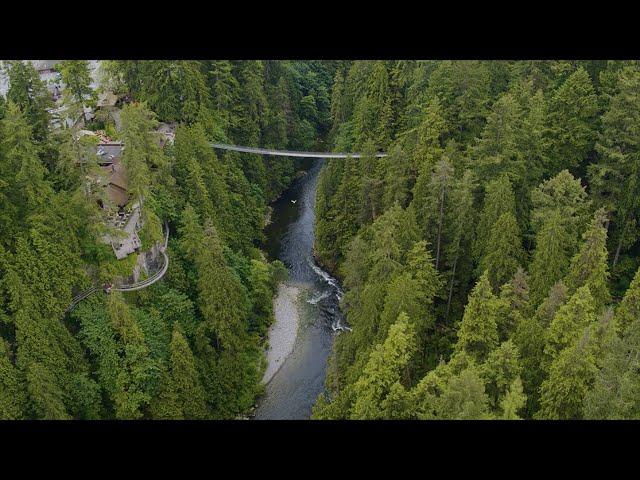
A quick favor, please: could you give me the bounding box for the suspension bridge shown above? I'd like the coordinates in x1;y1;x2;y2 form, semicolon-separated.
66;143;386;314
210;143;387;158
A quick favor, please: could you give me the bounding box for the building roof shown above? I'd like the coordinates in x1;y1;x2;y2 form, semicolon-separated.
100;158;129;208
107;183;129;208
31;60;59;72
96;142;124;166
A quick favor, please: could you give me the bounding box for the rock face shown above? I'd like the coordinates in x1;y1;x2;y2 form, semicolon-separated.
128;242;162;284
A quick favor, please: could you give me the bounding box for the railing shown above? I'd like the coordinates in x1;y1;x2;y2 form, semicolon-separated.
65;221;170;313
210;143;387;159
113;225;169;292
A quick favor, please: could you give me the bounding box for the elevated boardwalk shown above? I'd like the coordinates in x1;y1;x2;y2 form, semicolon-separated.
66;222;170;313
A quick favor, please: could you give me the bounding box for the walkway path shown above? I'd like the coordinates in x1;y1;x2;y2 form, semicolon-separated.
66;222;169;313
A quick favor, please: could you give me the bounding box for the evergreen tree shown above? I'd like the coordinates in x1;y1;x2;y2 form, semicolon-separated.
500;377;526;419
119;102;166;210
106;293;157;419
350;312;415;419
455;272;500;362
0;339;27;419
530;169;590;245
0;101;52;241
151;325;208;419
480;212;524;291
58;60;95;117
544;285;597;363
443;170;477;320
548;66;598;171
590;67;640;268
473;92;523;183
3;61;52;144
474;174;516;265
438;366;493;420
529;210;572;306
615;266;640;335
563;209;611;310
480;340;523;410
412;97;447;173
537;333;597;419
179;206;247;350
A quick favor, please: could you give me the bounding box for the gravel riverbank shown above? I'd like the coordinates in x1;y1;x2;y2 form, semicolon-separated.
262;283;301;385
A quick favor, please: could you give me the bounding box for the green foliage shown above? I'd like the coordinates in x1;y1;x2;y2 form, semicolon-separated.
4;59;640;420
590;67;640;269
544;285;597;364
2;61;52;144
454;272;500;362
537;334;597;419
0;339;27;419
474;174;516;266
350;312;416;419
59;60;95;109
150;324;208;419
564;209;611;310
480;212;524;291
615;266;640;334
548;66;598;171
529;210;572;306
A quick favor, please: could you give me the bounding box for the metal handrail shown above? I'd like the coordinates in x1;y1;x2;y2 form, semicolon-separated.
65;222;169;313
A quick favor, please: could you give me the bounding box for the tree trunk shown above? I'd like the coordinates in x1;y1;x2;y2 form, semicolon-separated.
445;252;459;321
612;213;629;268
435;186;445;270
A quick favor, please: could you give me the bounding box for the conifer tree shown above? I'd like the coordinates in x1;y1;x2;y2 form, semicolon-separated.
530;169;590;244
537;333;597;419
495;268;530;340
455;272;500;362
381;145;412;210
474;174;516;265
119;102;166;208
0;339;26;419
438;366;493;420
350;313;415;419
0;102;52;239
500;377;527;420
548;66;598;171
544;285;597;363
529;210;572;306
3;61;52;144
106;293;156;419
412;97;447;173
615;266;640;335
590;67;640;267
59;60;95;119
584;306;640;419
179;205;248;351
444;170;476;320
480;212;524;291
481;340;523;409
517;89;551;190
564;209;611;310
473;92;523;183
152;325;208;419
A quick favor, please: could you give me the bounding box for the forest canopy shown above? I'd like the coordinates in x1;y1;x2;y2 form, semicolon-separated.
1;59;640;421
313;60;640;420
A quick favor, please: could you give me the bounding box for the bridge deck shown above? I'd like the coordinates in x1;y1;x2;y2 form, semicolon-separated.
210;143;387;158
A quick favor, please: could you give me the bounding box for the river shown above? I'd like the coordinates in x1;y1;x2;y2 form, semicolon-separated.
253;159;346;420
